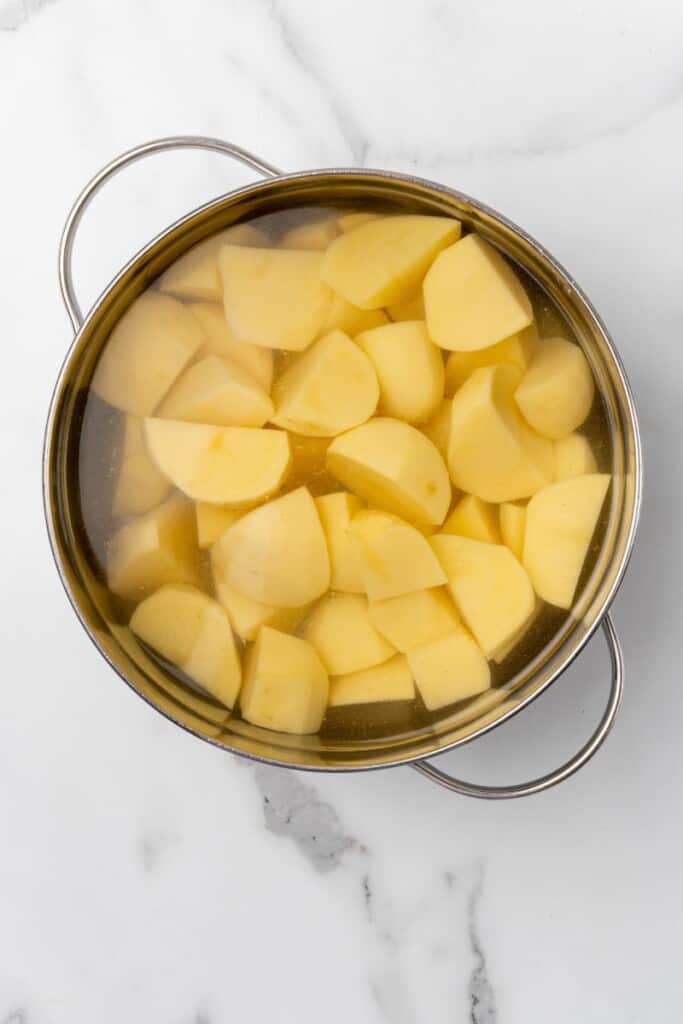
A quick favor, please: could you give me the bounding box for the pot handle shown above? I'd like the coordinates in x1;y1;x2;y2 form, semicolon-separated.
58;135;281;331
412;614;623;799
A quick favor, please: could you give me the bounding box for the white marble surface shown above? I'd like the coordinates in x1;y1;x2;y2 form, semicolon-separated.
1;1;682;1020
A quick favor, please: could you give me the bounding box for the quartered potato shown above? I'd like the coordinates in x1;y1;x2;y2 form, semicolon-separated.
280;218;339;250
107;495;199;600
189;302;274;391
554;433;598;480
337;212;382;233
386;290;426;322
195;504;244;549
356;320;444;424
348;510;447;601
320;294;389;337
158;355;274;427
329;655;414;707
159;223;265;301
113;415;171;517
314;492;365;593
498;502;527;560
212;574;310;643
368;587;461;653
240;627;328;734
442;494;501;544
445;326;537;395
515;337;595;439
408;629;491;710
420;398;452;461
303;592;395;676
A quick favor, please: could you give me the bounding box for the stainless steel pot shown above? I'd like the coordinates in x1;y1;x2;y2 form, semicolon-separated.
43;136;642;799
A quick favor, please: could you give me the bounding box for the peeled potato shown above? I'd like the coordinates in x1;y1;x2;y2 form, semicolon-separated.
348;510;446;601
424;234;533;351
321;215;461;309
448;364;554;502
159;223;264;301
442;494;501;544
195;504;243;549
92;293;204;416
408;629;491;710
107;496;199;600
498;502;526;560
421;398;452;461
272;329;379;436
337;212;381;233
515;337;595;439
523;474;610;608
445;326;537;395
555;433;598;480
212;487;330;607
219;246;332;351
315;492;365;593
144;419;290;506
386;290;426;322
431;534;536;658
280;218;339;250
240;627;328;734
368;587;461;653
327;418;451;526
303;592;395;675
356;321;444;423
130;583;241;708
158;355;273;427
189;302;273;391
329;655;414;707
320;294;389;337
213;574;310;643
113;415;171;517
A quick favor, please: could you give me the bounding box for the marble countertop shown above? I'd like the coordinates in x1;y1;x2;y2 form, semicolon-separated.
2;0;682;1020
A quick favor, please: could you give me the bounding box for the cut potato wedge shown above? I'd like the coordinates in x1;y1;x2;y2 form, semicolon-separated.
159;224;265;302
442;494;501;544
212;487;330;607
219;246;332;351
448;364;554;502
303;592;395;676
189;302;273;391
240;627;328;734
272;329;379;436
498;502;526;560
356;320;444;423
320;294;389;337
107;496;199;600
348;510;447;601
280;218;339;250
329;655;414;707
321;215;461;309
424;235;533;351
337;212;382;233
554;433;598;480
421;398;452;461
523;474;610;608
431;534;536;658
386;290;426;322
315;492;365;593
92;293;205;415
515;337;595;439
445;326;537;395
327;418;451;526
213;574;310;643
130;583;241;708
113;415;171;517
368;587;461;653
158;355;273;427
195;504;243;549
408;630;491;710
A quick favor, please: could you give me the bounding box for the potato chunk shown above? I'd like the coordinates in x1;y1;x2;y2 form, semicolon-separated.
107;496;199;600
159;224;264;301
321;215;461;309
195;504;243;549
129;584;241;708
158;355;273;427
445;326;537;395
431;534;536;658
421;398;452;461
515;337;595;439
272;330;379;436
386;290;426;322
304;593;396;676
92;293;204;415
348;510;446;601
327;418;451;526
189;303;273;390
240;627;328;734
424;235;533;351
498;502;526;560
320;294;389;337
112;415;171;517
523;474;610;608
337;212;382;232
554;433;598;480
329;655;414;707
219;246;332;351
280;218;339;250
314;492;365;593
407;630;491;710
356;321;444;424
442;494;501;544
212;487;330;607
368;587;461;652
213;575;310;642
448;364;554;502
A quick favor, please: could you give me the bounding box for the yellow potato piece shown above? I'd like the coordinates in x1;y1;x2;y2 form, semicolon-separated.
448;364;554;502
554;433;598;480
158;355;274;428
92;293;205;416
320;294;389;337
327;418;451;526
272;329;379;436
515;337;595;439
107;496;199;600
195;504;243;549
144;419;290;506
337;212;382;233
219;246;332;351
498;502;526;560
304;593;396;676
424;234;533;351
431;534;536;658
189;302;273;391
348;510;447;601
240;627;328;735
356;321;444;424
213;575;309;643
329;655;414;707
112;415;171;517
159;223;265;301
129;583;241;708
386;290;426;322
321;215;461;309
421;398;452;461
286;434;333;492
442;494;501;544
212;487;330;607
408;630;491;711
523;474;610;608
445;326;537;395
368;587;461;652
280;218;339;250
315;492;365;593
